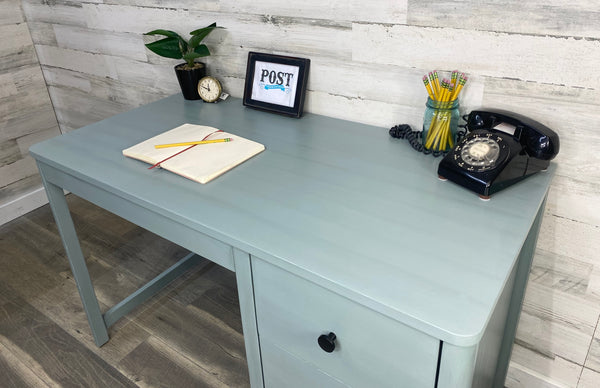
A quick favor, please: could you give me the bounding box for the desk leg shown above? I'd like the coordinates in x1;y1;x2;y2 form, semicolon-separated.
39;171;109;346
492;199;546;387
233;248;264;388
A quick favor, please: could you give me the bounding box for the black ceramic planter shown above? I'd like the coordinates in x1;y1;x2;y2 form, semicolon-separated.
174;62;206;100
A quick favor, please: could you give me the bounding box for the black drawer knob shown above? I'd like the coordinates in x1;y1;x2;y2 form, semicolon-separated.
318;332;337;353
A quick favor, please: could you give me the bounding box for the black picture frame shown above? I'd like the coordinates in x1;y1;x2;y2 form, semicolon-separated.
243;52;310;118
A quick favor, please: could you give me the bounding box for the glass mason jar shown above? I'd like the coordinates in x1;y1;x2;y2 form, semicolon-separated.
422;98;460;152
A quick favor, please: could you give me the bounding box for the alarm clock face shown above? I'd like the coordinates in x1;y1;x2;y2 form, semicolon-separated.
198;76;222;103
459;136;503;172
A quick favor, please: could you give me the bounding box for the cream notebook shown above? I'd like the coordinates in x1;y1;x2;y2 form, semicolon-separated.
123;123;265;184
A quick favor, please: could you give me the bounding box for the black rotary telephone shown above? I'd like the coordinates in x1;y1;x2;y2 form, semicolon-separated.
437;110;559;199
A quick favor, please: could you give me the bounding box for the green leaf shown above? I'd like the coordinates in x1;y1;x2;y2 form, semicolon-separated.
145;37;183;59
144;29;182;40
188;33;204;49
193;44;210;57
144;24;220;60
190;22;217;35
189;23;221;44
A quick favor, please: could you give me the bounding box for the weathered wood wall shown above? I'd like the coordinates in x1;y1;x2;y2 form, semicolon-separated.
10;0;600;387
0;0;60;224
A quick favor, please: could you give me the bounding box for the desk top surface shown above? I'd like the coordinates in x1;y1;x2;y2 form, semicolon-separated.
31;95;554;346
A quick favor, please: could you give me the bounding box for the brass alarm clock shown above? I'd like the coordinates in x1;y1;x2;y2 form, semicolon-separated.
197;76;222;103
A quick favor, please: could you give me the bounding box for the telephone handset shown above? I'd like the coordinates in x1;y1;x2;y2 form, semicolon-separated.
437;110;559;199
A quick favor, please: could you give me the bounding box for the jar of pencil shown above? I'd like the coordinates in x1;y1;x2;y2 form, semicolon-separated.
421;71;467;152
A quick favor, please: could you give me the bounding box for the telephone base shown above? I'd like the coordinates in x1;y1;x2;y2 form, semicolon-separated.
440;173;492;200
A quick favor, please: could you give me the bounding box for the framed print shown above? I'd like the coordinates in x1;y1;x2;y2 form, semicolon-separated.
243;52;310;118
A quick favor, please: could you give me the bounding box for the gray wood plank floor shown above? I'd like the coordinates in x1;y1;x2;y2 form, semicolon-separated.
0;194;250;388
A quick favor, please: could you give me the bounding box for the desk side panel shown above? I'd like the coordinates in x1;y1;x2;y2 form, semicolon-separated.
438;198;547;388
37;161;235;271
491;199;546;387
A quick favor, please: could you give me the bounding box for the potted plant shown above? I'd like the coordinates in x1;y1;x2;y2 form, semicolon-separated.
144;23;222;100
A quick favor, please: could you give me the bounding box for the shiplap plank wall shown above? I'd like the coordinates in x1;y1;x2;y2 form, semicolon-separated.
0;0;60;224
8;0;600;387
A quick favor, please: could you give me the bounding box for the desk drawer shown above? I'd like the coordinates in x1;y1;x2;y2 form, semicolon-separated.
261;339;347;388
252;259;439;388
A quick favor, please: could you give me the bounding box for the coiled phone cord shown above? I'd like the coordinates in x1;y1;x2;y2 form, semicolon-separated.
389;123;467;157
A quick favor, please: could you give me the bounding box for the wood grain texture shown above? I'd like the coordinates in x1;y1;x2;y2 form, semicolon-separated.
0;157;41;192
132;294;249;387
585;323;600;373
0;175;42;205
118;337;230;388
507;344;582;388
220;0;407;24
7;1;600;387
26;21;57;46
0;335;62;387
578;367;600;388
0;65;59;142
47;85;132;132
0;194;250;387
41;66;174;112
0;23;34;60
35;45;120;80
407;0;600;39
506;358;572;388
21;0;86;27
353;23;600;89
0;1;60;222
53;25;148;61
0;140;20;166
0;0;24;26
0;283;137;388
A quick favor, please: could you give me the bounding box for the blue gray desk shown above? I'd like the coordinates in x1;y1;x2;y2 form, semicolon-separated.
30;95;554;388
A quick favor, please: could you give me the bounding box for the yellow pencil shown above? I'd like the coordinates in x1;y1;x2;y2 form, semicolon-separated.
441;78;452;103
428;72;437;99
450;74;467;101
422;76;435;100
433;71;441;97
155;138;233;149
451;70;459;92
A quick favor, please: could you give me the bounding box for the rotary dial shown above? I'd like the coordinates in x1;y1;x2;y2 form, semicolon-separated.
460;136;502;172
